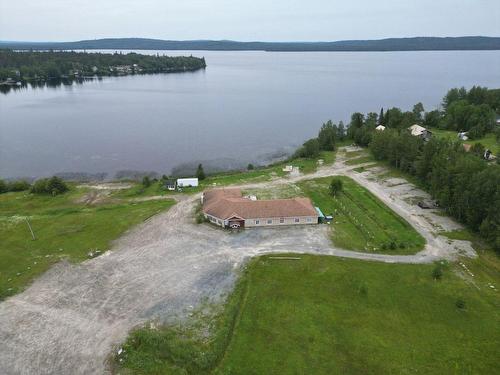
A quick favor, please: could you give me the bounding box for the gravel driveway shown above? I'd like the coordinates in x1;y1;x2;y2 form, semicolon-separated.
0;149;476;374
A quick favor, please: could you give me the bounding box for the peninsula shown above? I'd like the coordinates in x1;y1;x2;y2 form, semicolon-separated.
0;50;206;85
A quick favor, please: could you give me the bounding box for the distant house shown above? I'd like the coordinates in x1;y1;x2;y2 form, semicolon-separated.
177;178;198;187
164;179;177;191
484;149;496;161
202;188;318;229
375;125;386;131
458;132;468;141
408;124;432;141
496;115;500;126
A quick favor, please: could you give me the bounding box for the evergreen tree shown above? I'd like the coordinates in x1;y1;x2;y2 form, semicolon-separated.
196;164;206;180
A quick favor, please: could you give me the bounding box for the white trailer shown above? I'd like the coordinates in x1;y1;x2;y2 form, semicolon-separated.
177;178;199;187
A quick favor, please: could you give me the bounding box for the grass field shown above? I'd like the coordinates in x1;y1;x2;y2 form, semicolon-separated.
110;151;336;197
0;187;175;300
430;128;500;155
117;254;500;375
199;151;335;188
298;177;425;253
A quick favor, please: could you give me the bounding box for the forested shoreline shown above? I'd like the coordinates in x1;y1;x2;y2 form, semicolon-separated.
0;50;206;84
297;86;500;252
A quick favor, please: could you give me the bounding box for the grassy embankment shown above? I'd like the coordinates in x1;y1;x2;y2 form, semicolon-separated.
116;254;500;375
298;176;425;253
113;151;336;199
0;186;175;300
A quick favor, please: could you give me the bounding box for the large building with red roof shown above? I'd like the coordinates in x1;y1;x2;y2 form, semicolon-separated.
202;188;318;229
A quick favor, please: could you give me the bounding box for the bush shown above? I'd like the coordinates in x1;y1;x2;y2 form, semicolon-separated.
329;178;343;197
247;164;255;170
7;180;31;192
455;298;466;309
142;176;151;188
0;179;7;194
389;241;397;250
31;176;68;195
295;138;320;159
196;164;206;180
432;262;444;280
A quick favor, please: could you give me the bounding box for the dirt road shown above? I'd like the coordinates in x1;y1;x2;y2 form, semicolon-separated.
0;148;476;374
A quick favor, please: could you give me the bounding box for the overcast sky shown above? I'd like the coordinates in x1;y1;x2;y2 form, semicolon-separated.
1;0;499;42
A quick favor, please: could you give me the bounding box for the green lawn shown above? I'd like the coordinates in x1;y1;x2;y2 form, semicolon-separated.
430;128;500;155
0;188;175;300
117;254;500;375
298;177;425;253
200;151;335;189
344;154;375;166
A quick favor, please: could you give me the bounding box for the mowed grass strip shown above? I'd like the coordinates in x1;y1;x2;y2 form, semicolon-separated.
299;177;425;253
0;188;175;300
216;255;500;375
117;254;500;375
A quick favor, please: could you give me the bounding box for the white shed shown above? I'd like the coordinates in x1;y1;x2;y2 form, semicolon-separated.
177;178;199;187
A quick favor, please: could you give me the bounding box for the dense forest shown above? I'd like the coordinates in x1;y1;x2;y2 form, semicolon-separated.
298;86;500;252
1;36;500;51
0;50;206;83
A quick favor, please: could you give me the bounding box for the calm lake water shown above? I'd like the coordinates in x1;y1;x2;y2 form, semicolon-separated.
1;50;500;179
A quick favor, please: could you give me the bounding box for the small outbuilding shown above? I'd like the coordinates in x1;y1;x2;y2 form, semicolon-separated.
164;179;177;191
375;125;386;131
177;178;199;188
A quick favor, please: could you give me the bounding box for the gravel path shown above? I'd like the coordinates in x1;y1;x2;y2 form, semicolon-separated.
0;148;476;374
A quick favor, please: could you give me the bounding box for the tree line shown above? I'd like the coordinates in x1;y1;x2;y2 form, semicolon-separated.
0;50;206;82
294;120;346;158
317;86;499;253
0;176;68;196
295;87;499;252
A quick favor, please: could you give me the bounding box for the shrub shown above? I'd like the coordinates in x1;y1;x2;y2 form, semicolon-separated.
389;241;397;250
247;164;255;170
295;138;320;158
7;180;31;192
46;176;69;195
432;263;444;280
0;179;7;194
31;176;68;195
142;176;151;188
455;298;466;309
196;164;206;180
329;178;343;197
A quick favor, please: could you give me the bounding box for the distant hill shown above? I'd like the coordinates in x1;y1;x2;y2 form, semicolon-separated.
1;36;500;51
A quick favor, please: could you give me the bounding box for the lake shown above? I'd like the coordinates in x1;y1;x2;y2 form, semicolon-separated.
1;50;500;179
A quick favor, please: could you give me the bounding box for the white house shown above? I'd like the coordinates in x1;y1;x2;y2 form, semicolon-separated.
177;178;199;187
375;125;386;131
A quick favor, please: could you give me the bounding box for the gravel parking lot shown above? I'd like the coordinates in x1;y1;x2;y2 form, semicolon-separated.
0;149;476;374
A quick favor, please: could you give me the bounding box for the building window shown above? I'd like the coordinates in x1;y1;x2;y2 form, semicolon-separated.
280;218;285;224
294;218;300;223
255;220;260;225
306;218;312;223
267;219;273;224
218;220;222;225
